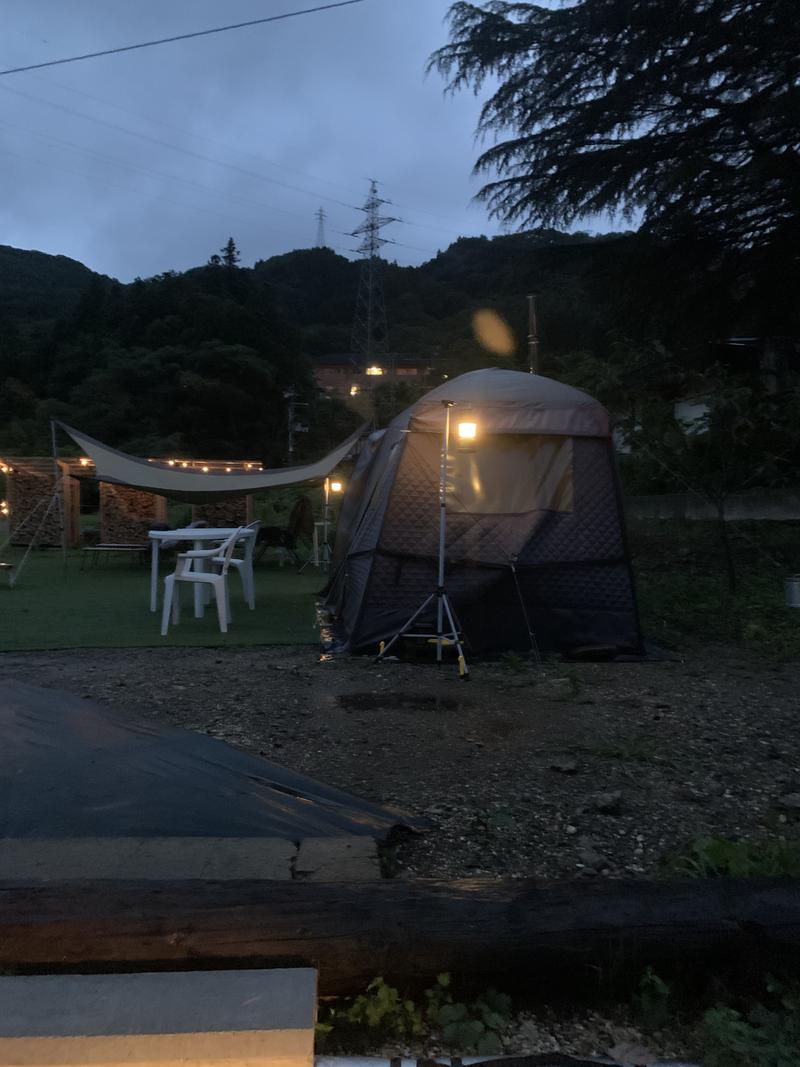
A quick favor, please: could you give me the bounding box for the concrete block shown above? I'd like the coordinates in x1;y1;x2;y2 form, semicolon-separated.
0;968;316;1066
0;837;296;881
294;836;381;881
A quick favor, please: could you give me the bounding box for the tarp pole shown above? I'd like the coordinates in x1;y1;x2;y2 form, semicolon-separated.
50;420;68;566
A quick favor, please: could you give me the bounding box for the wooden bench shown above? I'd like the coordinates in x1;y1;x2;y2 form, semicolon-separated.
81;544;149;569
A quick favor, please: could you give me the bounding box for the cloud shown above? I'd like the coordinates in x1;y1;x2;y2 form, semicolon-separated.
1;0;497;280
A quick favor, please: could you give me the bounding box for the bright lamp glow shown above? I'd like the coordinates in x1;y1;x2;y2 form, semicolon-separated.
330;480;343;493
365;365;384;376
457;421;477;441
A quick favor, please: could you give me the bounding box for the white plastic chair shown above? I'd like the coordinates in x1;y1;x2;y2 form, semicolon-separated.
215;520;260;610
161;528;242;636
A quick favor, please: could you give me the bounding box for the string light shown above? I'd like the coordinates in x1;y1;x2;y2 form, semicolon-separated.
94;456;264;474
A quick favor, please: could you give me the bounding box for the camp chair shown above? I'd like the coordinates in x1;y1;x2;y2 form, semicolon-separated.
161;527;242;636
255;495;313;565
213;520;260;610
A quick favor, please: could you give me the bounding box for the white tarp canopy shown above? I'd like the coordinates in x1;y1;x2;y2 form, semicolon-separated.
58;421;366;502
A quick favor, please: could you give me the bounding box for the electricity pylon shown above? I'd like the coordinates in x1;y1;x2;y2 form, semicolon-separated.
314;207;327;248
350;180;396;370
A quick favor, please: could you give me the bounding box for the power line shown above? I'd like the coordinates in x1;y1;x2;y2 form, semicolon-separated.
4;146;356;264
22;70;364;200
0;117;315;227
0;1;372;77
385;237;438;256
2;147;279;237
13;72;478;238
0;82;359;211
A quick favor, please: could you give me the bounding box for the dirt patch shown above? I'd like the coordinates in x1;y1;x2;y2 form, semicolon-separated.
2;644;798;880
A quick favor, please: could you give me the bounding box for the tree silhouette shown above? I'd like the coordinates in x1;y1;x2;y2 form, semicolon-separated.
431;1;800;250
220;238;241;268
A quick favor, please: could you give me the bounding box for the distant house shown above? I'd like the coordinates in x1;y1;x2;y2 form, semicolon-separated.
313;354;432;413
671;336;798;433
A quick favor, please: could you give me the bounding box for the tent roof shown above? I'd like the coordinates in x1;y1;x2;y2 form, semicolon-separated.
401;368;609;438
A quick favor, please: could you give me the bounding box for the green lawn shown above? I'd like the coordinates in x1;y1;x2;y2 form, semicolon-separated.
0;549;324;650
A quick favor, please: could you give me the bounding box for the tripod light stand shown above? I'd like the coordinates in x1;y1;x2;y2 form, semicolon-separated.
376;400;473;679
299;475;342;573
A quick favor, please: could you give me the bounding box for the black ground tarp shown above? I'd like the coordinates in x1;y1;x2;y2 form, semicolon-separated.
0;681;421;840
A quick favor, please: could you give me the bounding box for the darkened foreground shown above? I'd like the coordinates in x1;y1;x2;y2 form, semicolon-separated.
2;876;799;997
1;637;797;882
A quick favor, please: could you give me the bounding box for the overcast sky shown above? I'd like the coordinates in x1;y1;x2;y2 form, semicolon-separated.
2;0;507;281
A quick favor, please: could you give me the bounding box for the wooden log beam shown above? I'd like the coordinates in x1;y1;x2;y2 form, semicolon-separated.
1;878;798;995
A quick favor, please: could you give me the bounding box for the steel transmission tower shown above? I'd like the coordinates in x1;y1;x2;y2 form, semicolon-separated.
314;207;327;248
350;180;396;368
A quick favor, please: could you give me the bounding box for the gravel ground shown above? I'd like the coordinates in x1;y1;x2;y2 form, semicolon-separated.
2;643;798;879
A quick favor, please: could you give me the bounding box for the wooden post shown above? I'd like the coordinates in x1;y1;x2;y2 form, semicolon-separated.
0;878;797;995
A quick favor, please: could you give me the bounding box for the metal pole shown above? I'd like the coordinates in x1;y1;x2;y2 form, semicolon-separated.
436;402;451;662
286;391;296;459
527;293;540;375
323;476;331;569
50;419;67;564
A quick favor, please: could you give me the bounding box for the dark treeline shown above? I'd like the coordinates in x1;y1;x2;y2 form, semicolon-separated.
0;252;357;462
0;229;798;502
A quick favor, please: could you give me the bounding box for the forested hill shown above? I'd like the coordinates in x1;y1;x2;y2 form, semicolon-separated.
255;229;787;375
256;232;647;368
0;230;796;462
0;244;102;326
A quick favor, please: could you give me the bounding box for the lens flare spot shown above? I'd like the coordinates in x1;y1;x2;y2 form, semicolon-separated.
472;308;515;357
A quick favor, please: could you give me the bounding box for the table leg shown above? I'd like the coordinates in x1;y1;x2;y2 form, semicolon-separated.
149;539;159;612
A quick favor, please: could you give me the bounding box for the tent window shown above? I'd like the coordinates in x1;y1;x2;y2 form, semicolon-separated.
448;435;573;515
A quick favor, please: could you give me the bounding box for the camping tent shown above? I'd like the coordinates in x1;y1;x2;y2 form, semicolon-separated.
324;368;642;657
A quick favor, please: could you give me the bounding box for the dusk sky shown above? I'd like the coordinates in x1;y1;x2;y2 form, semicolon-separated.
2;0;507;281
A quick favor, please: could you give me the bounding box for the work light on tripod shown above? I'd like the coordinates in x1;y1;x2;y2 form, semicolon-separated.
376;400;475;678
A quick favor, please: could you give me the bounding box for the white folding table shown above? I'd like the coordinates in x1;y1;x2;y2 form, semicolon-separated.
148;527;258;615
